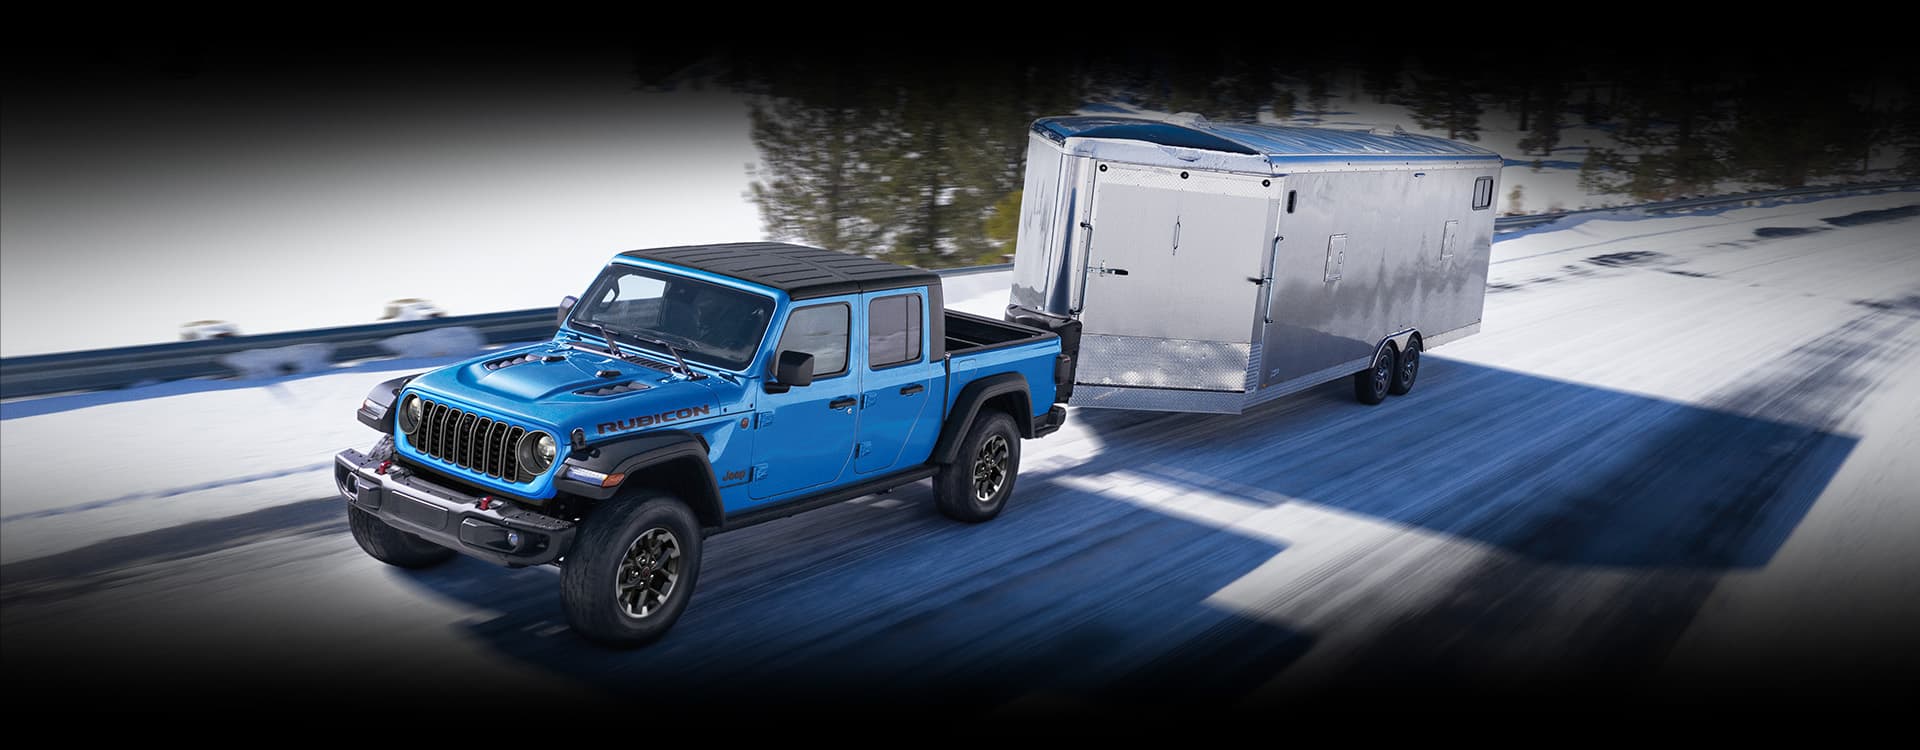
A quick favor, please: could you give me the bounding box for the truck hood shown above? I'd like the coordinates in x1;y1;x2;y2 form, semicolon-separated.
400;341;746;437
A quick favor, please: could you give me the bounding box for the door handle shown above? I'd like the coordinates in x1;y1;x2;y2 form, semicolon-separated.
828;397;857;410
899;384;925;396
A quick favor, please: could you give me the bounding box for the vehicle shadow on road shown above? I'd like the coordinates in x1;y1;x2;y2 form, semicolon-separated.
1067;355;1854;569
398;354;1856;707
401;478;1314;710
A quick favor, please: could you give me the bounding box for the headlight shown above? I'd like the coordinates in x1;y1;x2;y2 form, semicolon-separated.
519;431;557;474
398;395;423;433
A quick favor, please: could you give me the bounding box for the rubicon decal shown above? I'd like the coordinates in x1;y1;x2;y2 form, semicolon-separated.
598;405;713;435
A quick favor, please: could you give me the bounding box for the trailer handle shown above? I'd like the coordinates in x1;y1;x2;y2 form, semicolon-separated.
1071;221;1095;314
1260;235;1284;324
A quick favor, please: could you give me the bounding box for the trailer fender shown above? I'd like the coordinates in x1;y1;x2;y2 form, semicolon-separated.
1370;329;1422;368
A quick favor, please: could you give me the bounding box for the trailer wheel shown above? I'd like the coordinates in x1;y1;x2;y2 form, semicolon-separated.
1353;344;1395;405
560;491;703;648
934;410;1022;523
348;505;455;569
1389;336;1421;396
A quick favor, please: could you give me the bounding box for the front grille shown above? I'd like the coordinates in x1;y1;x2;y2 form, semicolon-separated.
405;398;535;483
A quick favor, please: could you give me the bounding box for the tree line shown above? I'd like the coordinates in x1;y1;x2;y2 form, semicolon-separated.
702;48;1915;268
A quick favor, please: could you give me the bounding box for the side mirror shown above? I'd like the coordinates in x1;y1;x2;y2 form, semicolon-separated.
556;295;578;328
766;350;814;393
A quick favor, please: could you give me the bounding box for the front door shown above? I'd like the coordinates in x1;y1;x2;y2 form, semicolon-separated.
749;299;860;500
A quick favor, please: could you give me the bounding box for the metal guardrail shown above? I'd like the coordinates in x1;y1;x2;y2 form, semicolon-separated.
0;264;1010;400
1492;179;1920;233
5;178;1915;400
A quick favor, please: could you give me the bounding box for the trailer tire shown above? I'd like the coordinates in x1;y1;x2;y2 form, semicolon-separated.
1389;336;1421;396
348;505;455;569
934;410;1021;523
1354;344;1395;405
560;491;703;648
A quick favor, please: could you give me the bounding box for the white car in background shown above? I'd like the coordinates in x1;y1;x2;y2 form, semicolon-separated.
380;298;447;322
179;319;240;341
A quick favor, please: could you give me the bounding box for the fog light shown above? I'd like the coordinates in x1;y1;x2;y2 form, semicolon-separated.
506;531;524;547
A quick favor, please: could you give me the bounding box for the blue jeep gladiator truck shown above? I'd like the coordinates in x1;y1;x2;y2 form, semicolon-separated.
335;242;1075;646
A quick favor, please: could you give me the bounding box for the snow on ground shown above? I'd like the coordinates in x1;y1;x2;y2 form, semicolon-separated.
1;191;1915;704
3;191;1911;567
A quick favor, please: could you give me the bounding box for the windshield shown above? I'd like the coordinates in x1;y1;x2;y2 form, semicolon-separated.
568;265;775;371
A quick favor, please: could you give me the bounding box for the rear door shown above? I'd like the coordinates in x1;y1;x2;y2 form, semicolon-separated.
854;289;937;475
1078;163;1273;389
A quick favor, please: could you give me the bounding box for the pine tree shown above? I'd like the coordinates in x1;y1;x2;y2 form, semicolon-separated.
1517;80;1567;156
1722;65;1873;186
1272;89;1297;121
1406;58;1484;141
745;71;886;255
1362;58;1401;104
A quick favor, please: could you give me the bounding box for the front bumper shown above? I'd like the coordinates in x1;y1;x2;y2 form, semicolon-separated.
335;444;576;567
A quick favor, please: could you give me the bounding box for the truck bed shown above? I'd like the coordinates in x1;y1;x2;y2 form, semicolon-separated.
945;310;1051;355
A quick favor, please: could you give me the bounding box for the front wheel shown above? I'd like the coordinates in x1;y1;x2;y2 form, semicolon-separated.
348;505;455;569
934;410;1022;523
560;492;703;648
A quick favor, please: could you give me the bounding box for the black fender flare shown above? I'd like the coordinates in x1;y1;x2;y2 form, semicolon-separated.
357;374;419;433
555;430;724;528
1369;328;1422;369
931;372;1033;465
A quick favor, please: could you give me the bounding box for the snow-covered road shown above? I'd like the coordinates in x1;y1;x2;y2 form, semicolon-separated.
3;192;1917;710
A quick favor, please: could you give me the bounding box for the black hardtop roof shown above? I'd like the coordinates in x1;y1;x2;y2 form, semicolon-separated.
618;242;941;300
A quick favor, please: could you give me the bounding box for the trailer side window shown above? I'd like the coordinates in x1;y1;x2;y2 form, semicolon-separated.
868;293;923;369
1473;177;1493;210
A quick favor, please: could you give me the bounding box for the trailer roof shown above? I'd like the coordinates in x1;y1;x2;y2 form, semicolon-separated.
619;242;940;300
1034;115;1502;163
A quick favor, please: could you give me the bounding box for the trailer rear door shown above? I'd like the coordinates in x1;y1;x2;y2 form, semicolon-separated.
1077;164;1272;391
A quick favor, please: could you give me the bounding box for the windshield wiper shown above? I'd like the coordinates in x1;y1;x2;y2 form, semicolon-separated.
585;324;703;380
574;321;626;359
638;334;702;380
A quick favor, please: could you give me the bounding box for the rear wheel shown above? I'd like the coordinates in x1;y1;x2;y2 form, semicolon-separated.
347;505;455;569
1353;344;1395;405
935;410;1022;523
1389;337;1421;395
560;492;702;648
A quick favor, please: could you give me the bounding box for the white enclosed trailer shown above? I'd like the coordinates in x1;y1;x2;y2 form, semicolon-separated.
1005;114;1502;413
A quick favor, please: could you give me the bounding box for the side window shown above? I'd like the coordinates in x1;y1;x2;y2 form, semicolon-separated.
1472;176;1494;210
777;304;849;378
868;294;924;369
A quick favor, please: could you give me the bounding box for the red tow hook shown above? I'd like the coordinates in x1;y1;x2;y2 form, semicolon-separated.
478;496;493;511
376;460;392;475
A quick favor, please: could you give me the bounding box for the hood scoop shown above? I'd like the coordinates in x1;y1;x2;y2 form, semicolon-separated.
577;381;652;397
484;352;565;371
